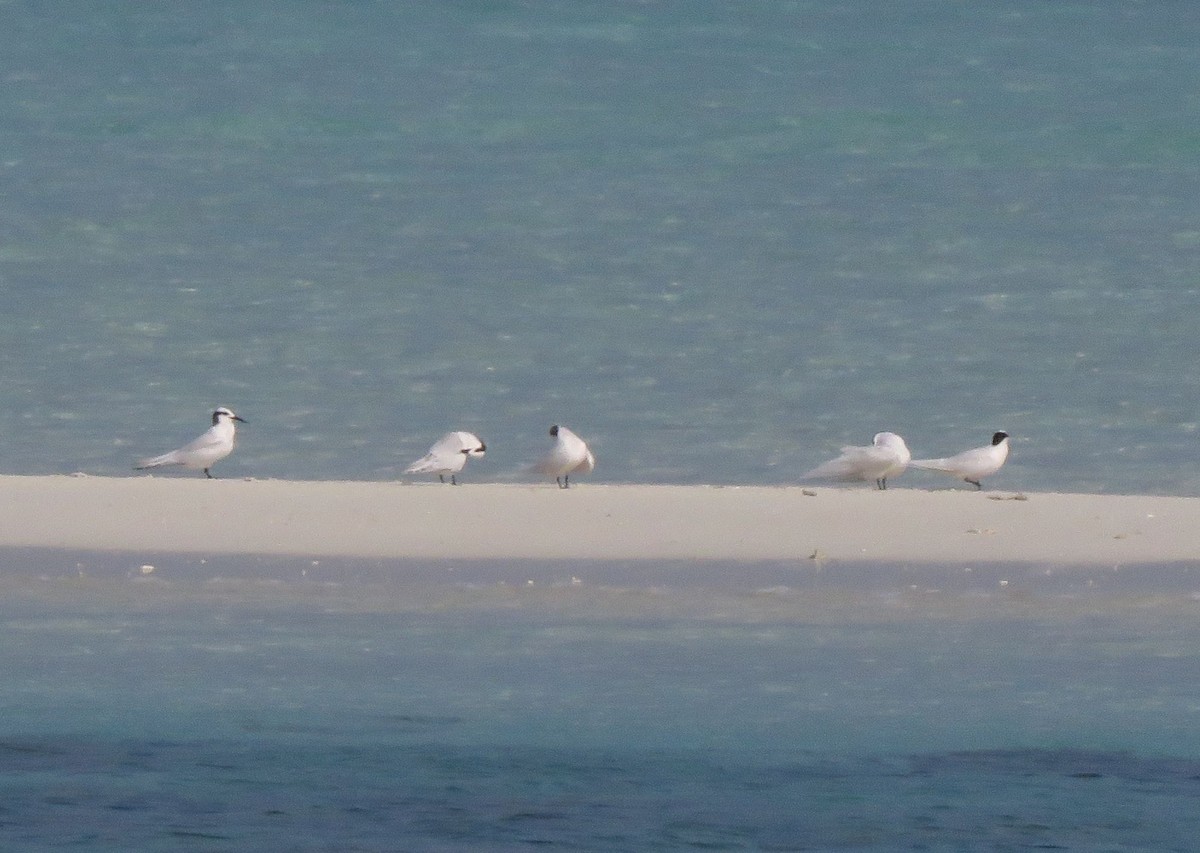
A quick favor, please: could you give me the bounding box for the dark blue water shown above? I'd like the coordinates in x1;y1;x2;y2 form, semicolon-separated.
2;552;1200;849
2;2;1200;491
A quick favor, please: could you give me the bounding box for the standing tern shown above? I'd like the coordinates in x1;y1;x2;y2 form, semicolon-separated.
803;431;911;490
405;431;487;485
535;424;595;488
910;431;1010;490
135;407;246;479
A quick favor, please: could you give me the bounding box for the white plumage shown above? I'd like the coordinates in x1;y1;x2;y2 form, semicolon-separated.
804;431;911;490
405;431;487;485
910;431;1010;490
135;407;246;479
535;424;595;488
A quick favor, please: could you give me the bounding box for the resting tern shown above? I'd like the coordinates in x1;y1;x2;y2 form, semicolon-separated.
135;407;246;479
535;425;595;488
803;431;911;490
405;431;487;485
910;431;1010;490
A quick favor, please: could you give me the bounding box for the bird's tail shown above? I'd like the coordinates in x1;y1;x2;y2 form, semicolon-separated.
405;456;437;475
908;458;954;473
134;451;181;470
803;448;871;480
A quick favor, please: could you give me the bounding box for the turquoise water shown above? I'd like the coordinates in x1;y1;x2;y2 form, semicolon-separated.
2;554;1200;849
3;2;1200;491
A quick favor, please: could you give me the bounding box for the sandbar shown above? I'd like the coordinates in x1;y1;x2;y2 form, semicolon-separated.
0;475;1195;569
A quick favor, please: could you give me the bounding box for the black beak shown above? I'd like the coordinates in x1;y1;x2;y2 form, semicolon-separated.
233;415;248;424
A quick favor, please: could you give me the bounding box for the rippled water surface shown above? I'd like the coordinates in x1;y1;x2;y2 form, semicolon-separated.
2;2;1200;491
2;551;1200;850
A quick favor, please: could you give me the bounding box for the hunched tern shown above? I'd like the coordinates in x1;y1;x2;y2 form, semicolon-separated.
405;431;487;485
535;424;595;488
803;431;911;490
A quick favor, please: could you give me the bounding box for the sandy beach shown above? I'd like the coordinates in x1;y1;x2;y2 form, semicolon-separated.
0;474;1196;568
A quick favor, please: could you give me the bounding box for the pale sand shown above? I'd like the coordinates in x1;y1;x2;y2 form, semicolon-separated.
0;475;1196;567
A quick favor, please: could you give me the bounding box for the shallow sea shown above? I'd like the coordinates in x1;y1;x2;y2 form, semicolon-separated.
0;552;1199;850
4;2;1200;849
3;2;1200;491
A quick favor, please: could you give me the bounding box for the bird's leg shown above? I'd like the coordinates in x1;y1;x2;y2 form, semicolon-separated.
451;475;458;486
204;468;214;479
967;479;982;490
876;478;886;490
438;474;445;484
